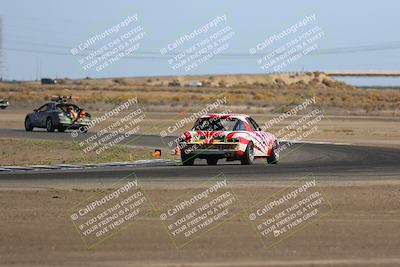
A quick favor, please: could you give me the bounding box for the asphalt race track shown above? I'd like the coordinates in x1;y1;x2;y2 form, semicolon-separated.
0;127;399;184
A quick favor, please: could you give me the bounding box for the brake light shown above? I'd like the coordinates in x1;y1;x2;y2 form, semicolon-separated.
184;132;191;141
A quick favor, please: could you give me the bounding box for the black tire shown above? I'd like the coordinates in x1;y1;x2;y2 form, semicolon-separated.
241;142;255;165
58;127;66;132
24;117;33;131
46;118;55;132
79;126;88;133
206;157;219;165
267;141;279;164
181;148;195;166
0;107;6;110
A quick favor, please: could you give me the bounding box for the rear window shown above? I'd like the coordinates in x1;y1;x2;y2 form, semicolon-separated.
56;104;80;113
193;117;246;131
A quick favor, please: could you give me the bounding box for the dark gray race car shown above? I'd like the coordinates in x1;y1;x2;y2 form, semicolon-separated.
25;99;91;132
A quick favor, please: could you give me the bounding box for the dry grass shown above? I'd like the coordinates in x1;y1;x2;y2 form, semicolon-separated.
0;139;171;166
1;72;399;115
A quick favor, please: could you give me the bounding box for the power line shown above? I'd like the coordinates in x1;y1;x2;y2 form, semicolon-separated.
4;40;400;60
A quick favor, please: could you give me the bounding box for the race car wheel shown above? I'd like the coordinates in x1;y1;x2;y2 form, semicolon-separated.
241;142;255;165
46;118;55;132
206;157;219;165
267;141;279;164
181;149;195;166
79;126;88;133
24;117;33;131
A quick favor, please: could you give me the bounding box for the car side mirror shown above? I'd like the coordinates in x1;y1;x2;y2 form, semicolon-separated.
258;127;262;131
33;109;38;112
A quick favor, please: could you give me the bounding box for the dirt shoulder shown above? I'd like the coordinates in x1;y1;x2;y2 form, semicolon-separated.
0;139;169;166
0;182;399;266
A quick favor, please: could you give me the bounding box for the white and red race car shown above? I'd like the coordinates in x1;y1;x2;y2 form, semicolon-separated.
178;114;279;165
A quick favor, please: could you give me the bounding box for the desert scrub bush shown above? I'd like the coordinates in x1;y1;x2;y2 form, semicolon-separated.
253;93;265;101
113;78;128;86
308;78;322;88
288;80;307;89
201;81;211;87
321;78;350;89
236;82;251;88
218;80;227;88
252;82;265;88
170;96;180;103
314;71;323;78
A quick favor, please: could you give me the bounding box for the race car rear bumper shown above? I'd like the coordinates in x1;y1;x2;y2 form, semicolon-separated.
180;142;241;158
60;123;89;129
58;118;90;129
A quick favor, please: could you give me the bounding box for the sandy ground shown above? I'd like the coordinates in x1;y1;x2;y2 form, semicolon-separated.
0;181;399;267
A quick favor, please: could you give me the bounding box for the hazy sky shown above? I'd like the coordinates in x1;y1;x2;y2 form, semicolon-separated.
1;0;400;80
